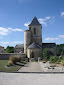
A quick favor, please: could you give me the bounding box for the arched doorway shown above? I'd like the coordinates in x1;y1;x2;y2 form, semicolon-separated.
32;52;34;58
30;52;34;62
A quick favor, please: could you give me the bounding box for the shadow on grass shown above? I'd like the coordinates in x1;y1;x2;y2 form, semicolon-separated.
19;61;27;64
15;63;24;66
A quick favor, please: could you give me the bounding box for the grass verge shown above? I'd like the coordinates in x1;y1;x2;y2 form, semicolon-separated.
0;60;27;72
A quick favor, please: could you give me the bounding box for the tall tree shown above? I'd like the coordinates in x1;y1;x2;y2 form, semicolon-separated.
5;46;14;53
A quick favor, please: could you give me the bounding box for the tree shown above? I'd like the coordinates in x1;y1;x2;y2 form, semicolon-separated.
50;56;61;63
56;44;64;56
61;47;64;56
42;48;50;60
5;46;14;53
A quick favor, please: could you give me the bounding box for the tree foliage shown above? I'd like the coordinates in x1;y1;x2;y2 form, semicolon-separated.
42;48;50;60
56;44;64;56
50;56;61;63
5;46;14;53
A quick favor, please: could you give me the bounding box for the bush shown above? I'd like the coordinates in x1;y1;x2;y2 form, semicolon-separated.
18;57;21;62
61;60;64;65
42;48;50;61
5;46;14;53
50;56;61;63
9;55;21;64
7;61;13;66
59;56;64;60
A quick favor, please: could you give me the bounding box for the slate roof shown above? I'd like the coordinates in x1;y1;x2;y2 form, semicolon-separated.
42;43;56;48
15;44;24;48
29;17;41;26
27;42;42;49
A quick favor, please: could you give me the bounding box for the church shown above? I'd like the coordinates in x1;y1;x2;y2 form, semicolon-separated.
14;17;56;60
24;17;42;60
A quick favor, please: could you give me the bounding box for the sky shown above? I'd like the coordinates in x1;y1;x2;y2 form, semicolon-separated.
0;0;64;48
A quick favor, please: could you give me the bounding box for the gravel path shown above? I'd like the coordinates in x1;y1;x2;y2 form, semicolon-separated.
0;72;64;85
39;61;64;72
18;62;42;72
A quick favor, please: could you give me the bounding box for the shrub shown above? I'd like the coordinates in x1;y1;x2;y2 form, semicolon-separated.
61;60;64;66
9;55;21;64
59;56;64;60
7;61;13;66
18;57;21;62
42;48;50;61
50;56;61;63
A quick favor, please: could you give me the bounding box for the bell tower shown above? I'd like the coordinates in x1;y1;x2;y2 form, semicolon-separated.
29;17;42;47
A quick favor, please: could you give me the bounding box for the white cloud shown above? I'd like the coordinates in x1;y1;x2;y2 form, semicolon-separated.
45;35;64;41
61;12;64;16
0;27;23;35
8;28;23;32
1;41;23;45
24;22;30;27
24;16;54;27
58;35;64;38
12;41;23;44
38;16;50;26
45;37;59;41
1;42;10;44
49;16;55;24
39;21;47;26
38;16;50;22
0;27;8;35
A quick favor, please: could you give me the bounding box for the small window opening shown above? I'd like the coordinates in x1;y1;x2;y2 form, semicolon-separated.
29;27;31;31
34;28;36;35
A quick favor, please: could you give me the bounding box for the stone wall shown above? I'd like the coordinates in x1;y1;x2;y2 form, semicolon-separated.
0;47;4;53
27;48;42;59
14;48;24;53
0;53;26;60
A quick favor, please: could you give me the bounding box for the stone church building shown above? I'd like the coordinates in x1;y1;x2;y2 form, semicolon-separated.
24;17;42;60
14;17;56;60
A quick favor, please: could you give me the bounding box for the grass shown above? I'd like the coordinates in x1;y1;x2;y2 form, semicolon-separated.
61;60;64;66
0;60;27;72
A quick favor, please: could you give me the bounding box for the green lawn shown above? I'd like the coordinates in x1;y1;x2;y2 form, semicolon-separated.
0;60;27;72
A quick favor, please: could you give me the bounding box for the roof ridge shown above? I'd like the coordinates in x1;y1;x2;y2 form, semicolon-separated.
29;17;41;26
27;42;41;49
35;43;42;49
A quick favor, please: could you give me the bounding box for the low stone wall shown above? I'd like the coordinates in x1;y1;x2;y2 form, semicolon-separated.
0;53;26;60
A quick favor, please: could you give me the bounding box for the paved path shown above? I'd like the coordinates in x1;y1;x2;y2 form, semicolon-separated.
18;61;64;72
0;72;64;85
18;62;42;72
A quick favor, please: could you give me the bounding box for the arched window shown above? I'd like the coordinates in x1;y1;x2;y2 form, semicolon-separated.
34;28;36;35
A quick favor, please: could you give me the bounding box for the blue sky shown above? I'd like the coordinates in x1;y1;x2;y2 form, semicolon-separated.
0;0;64;48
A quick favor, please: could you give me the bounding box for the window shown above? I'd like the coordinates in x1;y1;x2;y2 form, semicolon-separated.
29;27;31;31
34;28;36;35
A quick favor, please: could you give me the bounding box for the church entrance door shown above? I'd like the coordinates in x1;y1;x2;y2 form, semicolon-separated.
30;52;35;62
32;52;34;58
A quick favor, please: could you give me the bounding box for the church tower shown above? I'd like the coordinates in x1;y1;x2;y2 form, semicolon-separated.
24;17;42;60
29;17;42;46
